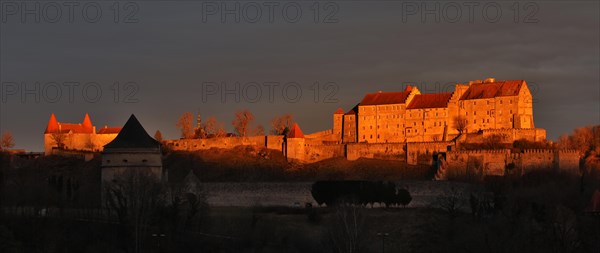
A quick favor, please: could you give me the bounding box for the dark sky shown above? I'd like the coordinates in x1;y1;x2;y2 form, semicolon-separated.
1;0;599;151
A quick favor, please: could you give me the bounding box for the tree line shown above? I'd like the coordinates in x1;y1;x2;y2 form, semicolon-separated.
173;111;295;139
311;180;412;208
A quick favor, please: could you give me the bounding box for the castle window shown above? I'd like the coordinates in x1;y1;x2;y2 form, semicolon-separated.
510;99;513;104
142;159;148;163
377;134;380;139
500;100;503;104
363;135;365;139
370;126;372;129
397;124;399;128
487;101;490;105
487;119;490;123
474;120;476;124
473;101;476;105
123;159;128;163
474;111;476;116
487;111;489;115
510;110;513;114
413;122;416;126
106;160;111;163
370;135;373;139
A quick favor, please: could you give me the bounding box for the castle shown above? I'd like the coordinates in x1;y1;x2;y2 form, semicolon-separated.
332;78;544;143
44;113;121;155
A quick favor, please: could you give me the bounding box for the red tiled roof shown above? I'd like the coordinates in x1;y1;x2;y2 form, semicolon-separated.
406;92;453;109
460;80;524;100
97;127;122;134
334;108;345;114
82;113;93;130
56;123;93;134
287;123;304;138
360;89;412;106
345;104;359;115
45;113;59;133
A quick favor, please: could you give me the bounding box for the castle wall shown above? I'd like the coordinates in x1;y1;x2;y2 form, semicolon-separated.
406;141;452;165
520;149;555;172
303;143;345;163
442;149;580;179
557;150;580;172
346;143;406;161
165;136;267;151
44;133;118;155
444;150;510;178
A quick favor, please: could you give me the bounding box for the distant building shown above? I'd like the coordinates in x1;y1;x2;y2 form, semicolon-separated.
43;113;121;155
333;78;544;143
101;114;163;187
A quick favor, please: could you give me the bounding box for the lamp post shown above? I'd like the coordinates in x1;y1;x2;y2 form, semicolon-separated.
376;232;389;253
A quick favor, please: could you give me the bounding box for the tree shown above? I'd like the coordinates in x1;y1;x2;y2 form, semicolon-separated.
202;117;226;138
50;132;67;149
154;130;163;142
327;204;364;253
176;112;195;139
232;110;254;137
453;115;468;134
1;132;15;150
104;170;165;253
270;114;294;135
254;125;265;136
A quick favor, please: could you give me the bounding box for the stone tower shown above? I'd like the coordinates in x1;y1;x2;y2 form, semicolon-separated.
101;114;163;188
333;108;345;141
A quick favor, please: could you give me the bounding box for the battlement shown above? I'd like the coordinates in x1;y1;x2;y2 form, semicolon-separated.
522;149;555;154
557;149;579;154
448;149;510;155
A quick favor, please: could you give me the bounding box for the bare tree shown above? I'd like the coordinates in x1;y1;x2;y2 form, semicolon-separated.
436;187;464;219
84;138;95;151
1;132;15;150
176;112;195;139
453;115;468;134
50;132;67;149
232;110;254;137
270;114;294;135
327;203;364;253
254;125;265;136
202;117;226;138
154;130;163;142
104;170;165;253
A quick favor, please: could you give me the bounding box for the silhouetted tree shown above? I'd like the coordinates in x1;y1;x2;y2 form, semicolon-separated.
327;203;364;253
104;170;165;253
176;112;195;139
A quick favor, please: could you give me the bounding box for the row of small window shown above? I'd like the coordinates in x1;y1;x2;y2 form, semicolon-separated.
362;121;447;130
105;159;148;164
467;110;512;116
466;99;514;106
